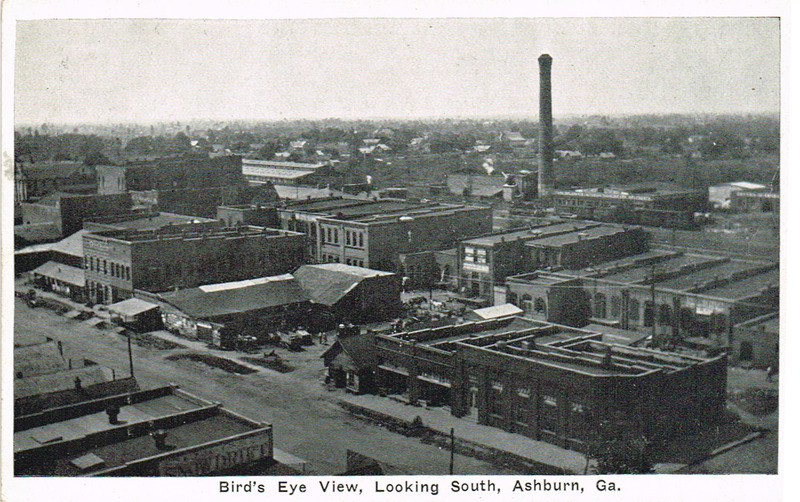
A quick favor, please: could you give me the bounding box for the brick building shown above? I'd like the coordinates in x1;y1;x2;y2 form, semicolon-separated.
352;316;727;452
96;154;245;194
19;192;134;238
457;222;648;299
316;201;493;272
82;225;306;304
551;183;708;229
504;249;779;349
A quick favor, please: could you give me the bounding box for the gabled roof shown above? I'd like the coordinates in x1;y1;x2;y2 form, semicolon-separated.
17;229;88;257
294;264;394;307
161;275;309;319
320;332;377;371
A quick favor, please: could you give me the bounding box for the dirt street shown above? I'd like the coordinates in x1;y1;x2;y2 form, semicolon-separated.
14;297;516;475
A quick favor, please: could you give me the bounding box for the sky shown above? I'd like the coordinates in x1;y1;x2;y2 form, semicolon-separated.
14;17;780;125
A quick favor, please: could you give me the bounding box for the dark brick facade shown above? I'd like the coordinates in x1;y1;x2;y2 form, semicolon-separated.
371;317;727;452
83;226;306;304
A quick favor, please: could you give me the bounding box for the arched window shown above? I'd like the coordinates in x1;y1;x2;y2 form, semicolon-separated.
643;301;655;327
593;293;607;318
521;294;533;312
534;297;547;314
628;299;640;321
507;292;519;306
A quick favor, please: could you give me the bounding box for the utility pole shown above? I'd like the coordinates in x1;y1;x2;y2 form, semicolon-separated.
650;263;657;345
449;427;455;475
127;331;135;377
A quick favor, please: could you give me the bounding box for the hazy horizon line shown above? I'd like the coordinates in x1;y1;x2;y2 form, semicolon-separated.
15;111;781;130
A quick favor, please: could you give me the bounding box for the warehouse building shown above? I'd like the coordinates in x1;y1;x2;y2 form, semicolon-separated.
294;263;403;330
242;159;337;186
329;316;726;452
14;385;296;476
157;275;312;346
504;249;779;349
83;225;306;304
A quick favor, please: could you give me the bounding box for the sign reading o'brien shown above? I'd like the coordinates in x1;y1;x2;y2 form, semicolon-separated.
157;429;273;476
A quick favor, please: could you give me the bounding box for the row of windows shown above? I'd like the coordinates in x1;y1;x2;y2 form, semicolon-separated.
320;253;366;268
463;247;487;264
85;256;130;281
322;227;366;248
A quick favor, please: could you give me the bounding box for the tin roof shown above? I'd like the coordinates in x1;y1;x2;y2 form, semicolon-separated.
31;261;85;286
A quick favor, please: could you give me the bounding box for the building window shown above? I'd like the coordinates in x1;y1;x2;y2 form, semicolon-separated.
476;248;487;264
521;294;533;312
610;296;621;318
643;301;655;327
593;293;607;318
507;292;519;306
464;247;474;262
326;228;332;243
534;297;546;313
333;229;339;244
629;299;640;321
358;232;364;248
345;230;351;246
103;260;108;275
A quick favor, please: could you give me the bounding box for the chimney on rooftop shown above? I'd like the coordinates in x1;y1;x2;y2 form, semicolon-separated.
538;54;554;199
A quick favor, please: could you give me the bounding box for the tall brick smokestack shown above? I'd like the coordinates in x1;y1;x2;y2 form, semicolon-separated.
538;54;554;198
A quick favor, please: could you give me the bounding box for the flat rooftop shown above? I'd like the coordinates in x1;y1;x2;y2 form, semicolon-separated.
554;183;706;199
87;212;216;231
85;225;300;243
462;221;600;247
14;386;274;476
524;225;630;248
554;250;778;299
386;316;714;377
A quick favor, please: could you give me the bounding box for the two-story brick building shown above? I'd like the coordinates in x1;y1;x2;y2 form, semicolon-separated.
82;225;306;304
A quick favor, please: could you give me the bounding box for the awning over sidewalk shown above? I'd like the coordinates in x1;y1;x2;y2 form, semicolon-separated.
31;261;84;287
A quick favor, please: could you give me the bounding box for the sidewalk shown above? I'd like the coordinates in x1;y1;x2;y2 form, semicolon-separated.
339;392;590;474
